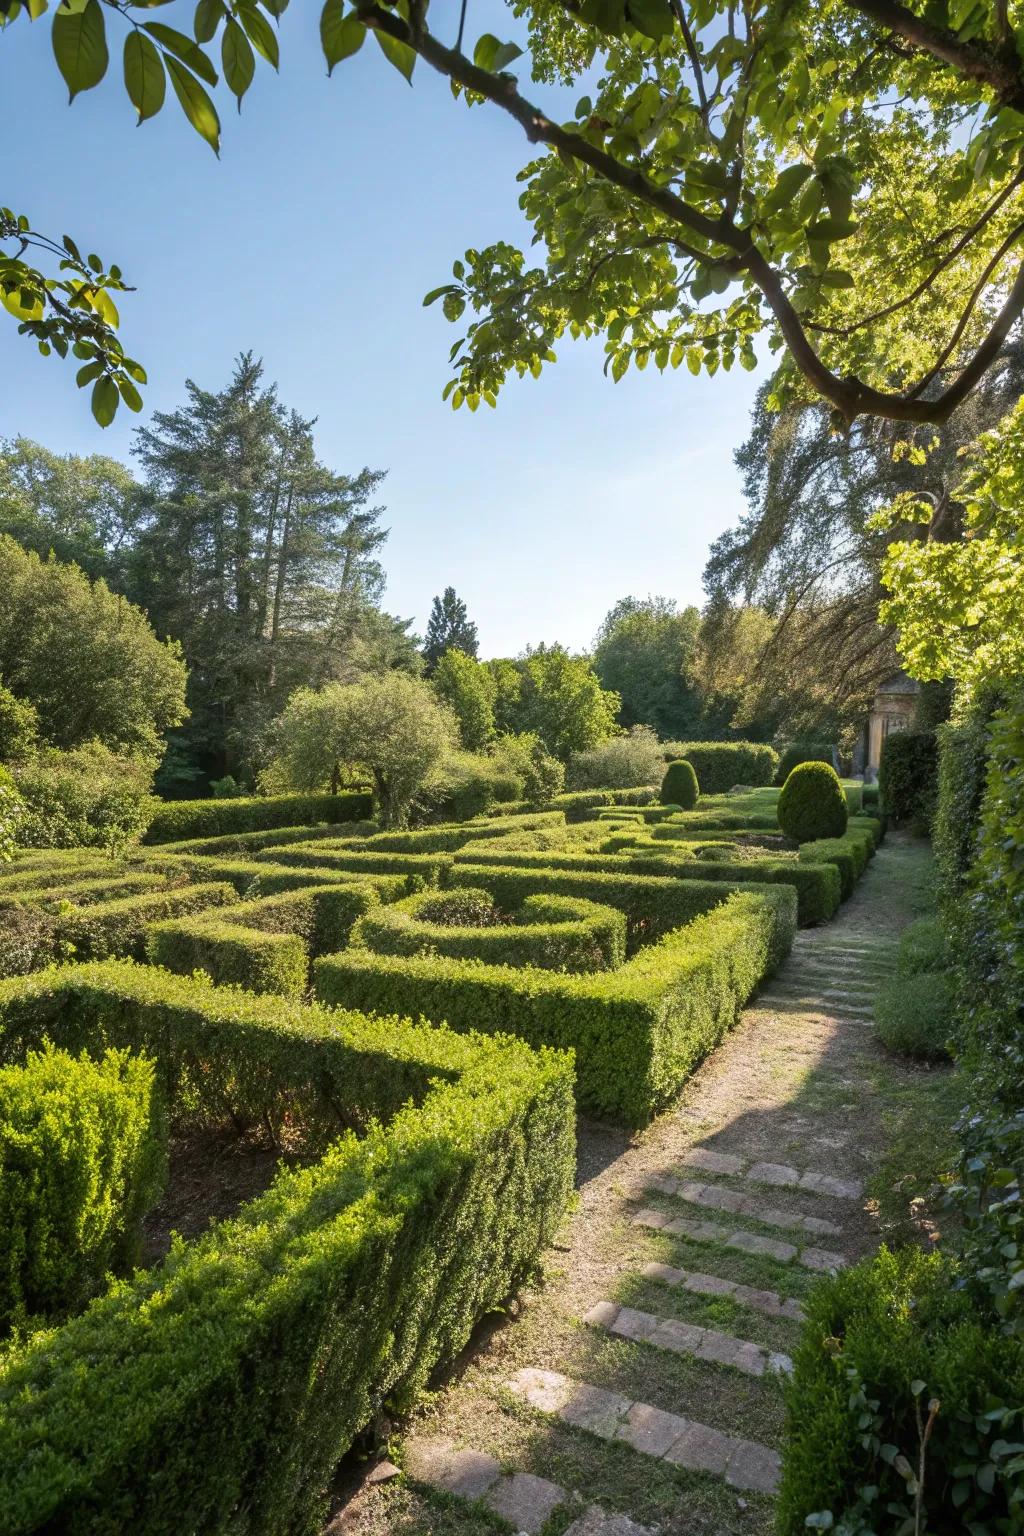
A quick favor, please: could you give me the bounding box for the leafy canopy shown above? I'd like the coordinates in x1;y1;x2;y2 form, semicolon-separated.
7;0;1024;424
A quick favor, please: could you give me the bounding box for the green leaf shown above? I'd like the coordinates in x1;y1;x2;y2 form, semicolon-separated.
806;217;859;243
123;31;166;122
423;284;457;306
374;26;414;82
221;17;254;104
237;2;278;68
51;0;108;101
26;0;48;19
320;0;363;73
193;0;224;43
473;32;521;70
820;269;855;288
143;21;217;85
164;54;220;151
91;373;118;427
763;162;813;213
624;0;674;40
116;373;144;411
75;359;103;386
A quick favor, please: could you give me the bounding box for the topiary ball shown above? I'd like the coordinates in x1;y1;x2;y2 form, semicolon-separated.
661;759;699;809
777;761;848;842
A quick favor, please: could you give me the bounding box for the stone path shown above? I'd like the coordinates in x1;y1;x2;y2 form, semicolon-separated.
330;834;933;1536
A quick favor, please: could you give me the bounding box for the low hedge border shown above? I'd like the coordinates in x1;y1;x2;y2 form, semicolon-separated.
448;859;750;949
325;811;568;856
142;790;374;845
667;741;779;792
316;885;796;1125
451;846;839;926
249;845;451;890
60;883;237;962
0;960;574;1535
0;872;172;910
352;888;627;973
147;882;389;999
159;854;418;899
151;822;378;859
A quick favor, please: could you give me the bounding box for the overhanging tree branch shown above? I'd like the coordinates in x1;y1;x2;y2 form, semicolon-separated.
356;0;1024;426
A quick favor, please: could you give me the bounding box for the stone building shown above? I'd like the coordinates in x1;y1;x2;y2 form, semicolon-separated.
852;670;920;781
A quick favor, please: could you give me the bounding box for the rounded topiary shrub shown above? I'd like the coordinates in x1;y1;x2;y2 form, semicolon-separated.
777;761;848;843
661;759;699;809
874;971;953;1061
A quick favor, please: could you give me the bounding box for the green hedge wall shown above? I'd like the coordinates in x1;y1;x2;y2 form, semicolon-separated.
142;791;374;845
250;845;450;889
56;883;237;963
669;741;780;792
353;888;627;973
0;1043;164;1335
452;846;838;927
0;872;170;909
152;822;376;859
0;960;574;1535
317;886;796;1125
878;730;939;827
147;882;388;999
934;718;990;909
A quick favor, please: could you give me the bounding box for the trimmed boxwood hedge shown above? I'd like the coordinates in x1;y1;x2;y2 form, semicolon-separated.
353;887;627;973
152;822;377;859
452;846;839;926
317;886;796;1125
147;882;391;998
878;730;938;828
777;761;849;843
0;960;574;1535
774;743;834;784
142;790;374;845
669;741;779;792
0;1044;164;1334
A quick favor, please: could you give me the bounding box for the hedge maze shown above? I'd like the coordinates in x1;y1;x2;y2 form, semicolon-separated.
0;779;883;1530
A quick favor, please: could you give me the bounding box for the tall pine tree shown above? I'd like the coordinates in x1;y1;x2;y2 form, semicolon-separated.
423;586;478;671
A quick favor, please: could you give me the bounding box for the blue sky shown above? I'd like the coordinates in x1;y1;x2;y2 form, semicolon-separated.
3;2;764;656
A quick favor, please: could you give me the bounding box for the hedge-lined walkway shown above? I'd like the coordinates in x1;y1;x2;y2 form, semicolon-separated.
329;834;936;1536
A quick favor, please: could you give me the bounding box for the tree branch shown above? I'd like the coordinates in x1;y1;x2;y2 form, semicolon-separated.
842;0;1024;108
355;1;1024;425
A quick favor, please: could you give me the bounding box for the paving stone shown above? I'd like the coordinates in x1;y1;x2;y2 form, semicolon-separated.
695;1329;765;1377
583;1300;620;1329
683;1147;745;1176
609;1305;659;1343
506;1367;574;1413
616;1402;689;1457
681;1270;737;1298
725;1438;783;1494
641;1260;687;1285
650;1316;706;1355
728;1229;798;1263
645;1172;679;1196
662;1419;733;1476
802;1214;844;1238
631;1206;668;1230
485;1472;565;1533
404;1439;500;1499
747;1161;799;1188
563;1505;653;1536
769;1350;795;1375
693;1181;747;1214
799;1170;863;1200
664;1215;722;1242
559;1381;633;1439
365;1460;401;1485
801;1246;848;1272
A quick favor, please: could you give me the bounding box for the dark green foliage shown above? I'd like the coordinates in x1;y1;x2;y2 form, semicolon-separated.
661;759;699;808
775;742;834;784
874;971;954;1061
0;684;38;763
353;887;627;973
878;730;939;828
797;827;874;900
455;844;840;926
153;821;376;858
778;1247;1024;1535
670;741;779;792
0;1044;164;1334
56;882;237;964
318;887;796;1124
142;790;373;844
0;960;574;1535
897;917;946;975
423;586;479;669
147;882;386;998
934;717;990;909
777;761;848;843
